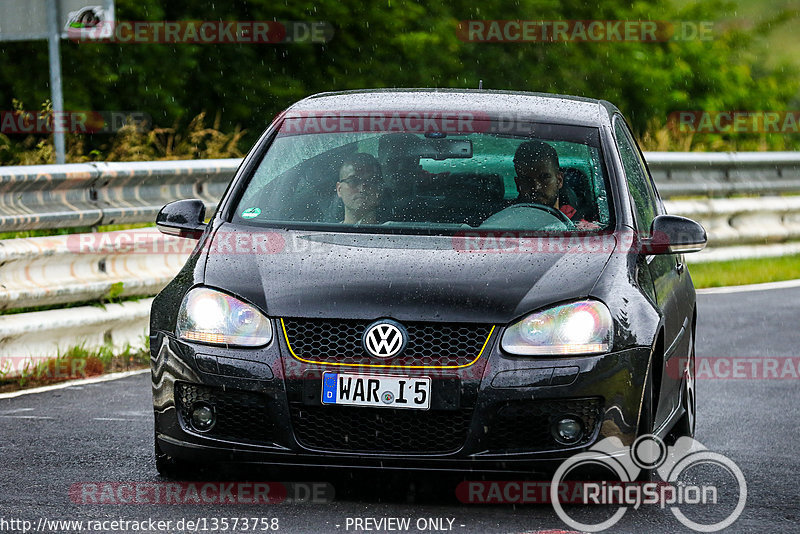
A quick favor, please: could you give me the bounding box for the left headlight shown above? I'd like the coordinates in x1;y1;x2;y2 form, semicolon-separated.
176;287;272;346
501;300;613;355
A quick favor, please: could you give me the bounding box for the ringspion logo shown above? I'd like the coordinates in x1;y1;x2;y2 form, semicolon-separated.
551;435;746;532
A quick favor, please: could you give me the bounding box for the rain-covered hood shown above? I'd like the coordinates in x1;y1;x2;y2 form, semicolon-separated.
202;225;615;324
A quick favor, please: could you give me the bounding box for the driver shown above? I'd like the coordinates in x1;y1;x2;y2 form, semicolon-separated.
513;140;565;207
336;153;384;224
512;140;599;229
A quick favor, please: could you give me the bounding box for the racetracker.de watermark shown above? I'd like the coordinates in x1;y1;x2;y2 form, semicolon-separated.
278;110;492;136
66;228;710;257
69;482;333;504
0;111;151;134
668;111;800;134
457;20;713;42
67;21;334;43
451;232;624;254
273;110;636;137
667;356;800;380
65;230;641;256
0;355;99;380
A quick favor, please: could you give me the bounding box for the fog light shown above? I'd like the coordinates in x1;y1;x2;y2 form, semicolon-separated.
191;403;215;431
553;416;584;444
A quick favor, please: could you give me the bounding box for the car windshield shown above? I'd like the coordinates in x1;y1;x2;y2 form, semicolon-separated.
232;115;613;234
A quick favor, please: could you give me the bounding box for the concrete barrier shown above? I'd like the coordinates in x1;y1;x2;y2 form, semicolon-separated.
0;299;152;379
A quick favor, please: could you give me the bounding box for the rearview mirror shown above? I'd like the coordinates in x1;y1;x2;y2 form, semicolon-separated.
417;138;473;160
642;215;707;255
156;199;206;239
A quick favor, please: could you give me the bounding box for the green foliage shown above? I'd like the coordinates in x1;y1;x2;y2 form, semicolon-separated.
0;222;153;240
104;282;125;303
0;0;798;160
0;105;245;164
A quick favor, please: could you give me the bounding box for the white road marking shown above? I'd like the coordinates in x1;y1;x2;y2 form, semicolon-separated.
0;415;54;419
697;278;800;295
93;417;139;422
0;369;149;399
0;408;34;414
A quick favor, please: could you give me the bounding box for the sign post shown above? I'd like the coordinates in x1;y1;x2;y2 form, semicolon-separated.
0;0;115;164
47;0;66;164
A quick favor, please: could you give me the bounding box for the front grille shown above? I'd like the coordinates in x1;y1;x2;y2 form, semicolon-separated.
290;405;473;453
282;318;493;367
175;383;273;444
484;397;603;452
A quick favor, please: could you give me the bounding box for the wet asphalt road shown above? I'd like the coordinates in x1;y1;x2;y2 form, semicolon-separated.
1;285;798;533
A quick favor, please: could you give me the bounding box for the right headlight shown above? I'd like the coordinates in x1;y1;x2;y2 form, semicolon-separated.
501;300;613;355
176;287;272;346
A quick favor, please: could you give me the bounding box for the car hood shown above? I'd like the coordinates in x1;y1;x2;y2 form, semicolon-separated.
202;225;615;324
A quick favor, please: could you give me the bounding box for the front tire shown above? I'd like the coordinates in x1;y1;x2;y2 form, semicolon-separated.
635;358;656;482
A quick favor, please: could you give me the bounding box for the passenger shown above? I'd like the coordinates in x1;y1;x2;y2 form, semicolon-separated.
336;153;384;224
512;140;599;229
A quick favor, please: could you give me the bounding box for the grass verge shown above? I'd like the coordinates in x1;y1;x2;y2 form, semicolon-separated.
0;222;155;240
0;341;149;393
689;253;800;288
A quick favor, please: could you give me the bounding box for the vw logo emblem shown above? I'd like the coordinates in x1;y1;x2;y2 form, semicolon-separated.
362;320;407;359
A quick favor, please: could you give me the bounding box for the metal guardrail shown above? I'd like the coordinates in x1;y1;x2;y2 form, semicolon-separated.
646;152;800;197
2;153;800;375
0;229;190;311
0;299;153;377
2;153;800;232
0;159;238;232
3;212;798;375
667;196;800;247
2;195;796;309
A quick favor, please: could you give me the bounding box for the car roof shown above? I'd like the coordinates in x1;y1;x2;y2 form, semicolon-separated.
287;88;620;127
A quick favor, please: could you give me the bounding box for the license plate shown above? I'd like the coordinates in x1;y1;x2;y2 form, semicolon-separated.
321;373;431;410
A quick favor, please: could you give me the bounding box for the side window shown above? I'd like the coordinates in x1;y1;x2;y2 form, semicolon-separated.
614;118;658;236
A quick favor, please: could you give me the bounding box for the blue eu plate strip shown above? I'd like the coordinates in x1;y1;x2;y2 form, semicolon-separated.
322;373;338;404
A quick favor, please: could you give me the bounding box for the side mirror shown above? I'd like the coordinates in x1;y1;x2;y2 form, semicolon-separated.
156;199;206;239
642;215;707;255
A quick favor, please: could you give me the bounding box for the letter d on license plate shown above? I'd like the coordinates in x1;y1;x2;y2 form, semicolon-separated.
322;373;431;410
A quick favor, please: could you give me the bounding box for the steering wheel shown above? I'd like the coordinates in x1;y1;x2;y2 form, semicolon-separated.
512;203;574;225
480;202;575;230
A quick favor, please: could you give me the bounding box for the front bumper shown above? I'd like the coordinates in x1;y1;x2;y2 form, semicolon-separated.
151;325;650;474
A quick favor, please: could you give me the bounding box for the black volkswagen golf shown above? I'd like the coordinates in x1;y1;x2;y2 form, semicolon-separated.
150;89;707;477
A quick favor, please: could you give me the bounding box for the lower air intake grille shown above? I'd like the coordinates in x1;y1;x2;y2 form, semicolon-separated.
485;397;603;452
175;382;273;444
290;405;473;453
